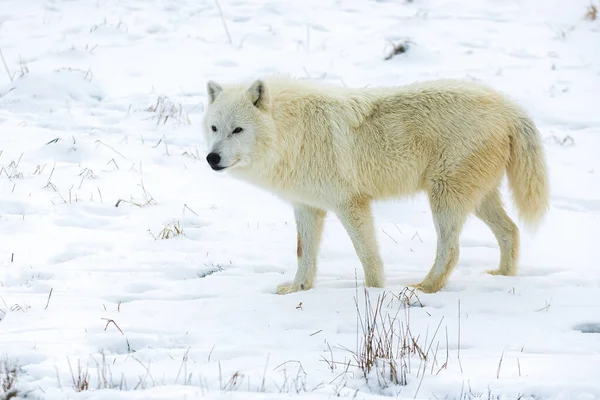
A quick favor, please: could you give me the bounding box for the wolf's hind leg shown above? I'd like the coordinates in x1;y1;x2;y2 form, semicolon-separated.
409;209;467;293
475;188;520;276
409;180;472;293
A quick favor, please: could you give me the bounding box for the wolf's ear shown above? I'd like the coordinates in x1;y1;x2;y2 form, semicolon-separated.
207;80;223;104
247;80;270;111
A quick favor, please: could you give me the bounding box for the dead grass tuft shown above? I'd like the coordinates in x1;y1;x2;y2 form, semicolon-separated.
0;49;29;84
68;357;90;393
585;2;598;20
1;357;22;399
272;361;315;394
384;40;411;61
198;262;225;278
149;221;185;240
544;134;574;147
0;154;24;181
145;96;190;126
327;283;446;395
115;179;158;208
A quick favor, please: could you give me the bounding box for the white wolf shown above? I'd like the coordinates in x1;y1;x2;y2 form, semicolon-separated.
202;75;549;294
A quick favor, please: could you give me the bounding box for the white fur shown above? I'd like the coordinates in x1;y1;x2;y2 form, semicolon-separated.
202;75;549;294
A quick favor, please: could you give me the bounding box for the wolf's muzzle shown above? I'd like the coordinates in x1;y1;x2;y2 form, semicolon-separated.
206;152;224;171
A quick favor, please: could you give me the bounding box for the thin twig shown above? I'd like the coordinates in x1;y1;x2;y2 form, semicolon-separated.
381;228;398;244
183;204;199;216
208;344;215;362
458;299;463;374
0;48;13;82
101;318;124;335
132;356;156;387
496;351;504;379
260;353;269;392
95;140;126;158
413;358;427;399
44;288;53;310
213;0;232;44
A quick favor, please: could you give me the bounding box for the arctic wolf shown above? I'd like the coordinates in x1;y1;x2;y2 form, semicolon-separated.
202;76;549;294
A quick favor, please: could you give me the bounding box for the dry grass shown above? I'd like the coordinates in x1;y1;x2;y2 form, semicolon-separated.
9;303;31;313
0;297;32;315
0;298;30;328
0;154;24;181
219;366;244;391
213;0;233;44
149;221;185;240
91;352;128;390
68;358;90;393
325;284;446;394
1;357;22;400
0;49;29;84
198;262;225;278
448;384;530;400
145;96;190;126
58;351;316;395
272;360;325;394
585;2;598;20
384;40;411;61
65;352;130;393
544;134;574;147
534;298;552;313
115;179;158;208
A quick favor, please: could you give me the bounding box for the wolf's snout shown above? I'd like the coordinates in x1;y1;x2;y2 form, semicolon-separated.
206;152;221;167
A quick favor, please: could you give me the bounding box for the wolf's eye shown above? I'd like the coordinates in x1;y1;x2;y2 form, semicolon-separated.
211;125;217;132
232;127;243;134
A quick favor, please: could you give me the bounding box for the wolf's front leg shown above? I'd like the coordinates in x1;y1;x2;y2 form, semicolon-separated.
336;197;385;288
276;204;327;294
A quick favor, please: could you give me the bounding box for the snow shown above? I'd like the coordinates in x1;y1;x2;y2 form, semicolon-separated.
0;0;599;398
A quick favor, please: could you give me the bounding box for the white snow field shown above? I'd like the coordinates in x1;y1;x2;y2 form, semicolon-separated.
1;0;599;398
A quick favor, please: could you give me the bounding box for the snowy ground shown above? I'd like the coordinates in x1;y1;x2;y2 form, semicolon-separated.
1;0;599;399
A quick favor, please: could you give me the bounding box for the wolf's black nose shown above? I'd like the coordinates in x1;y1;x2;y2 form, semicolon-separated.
206;152;221;166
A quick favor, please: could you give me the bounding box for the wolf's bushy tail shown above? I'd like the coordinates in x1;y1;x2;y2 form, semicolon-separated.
506;117;550;229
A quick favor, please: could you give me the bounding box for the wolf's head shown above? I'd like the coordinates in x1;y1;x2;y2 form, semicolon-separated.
202;79;274;172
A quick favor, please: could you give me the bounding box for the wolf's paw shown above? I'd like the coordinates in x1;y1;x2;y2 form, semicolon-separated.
276;281;313;295
486;269;503;276
486;268;516;276
276;283;298;295
275;282;300;295
407;280;442;294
